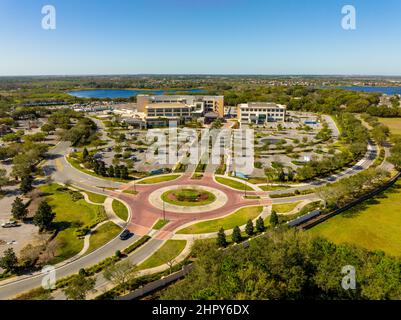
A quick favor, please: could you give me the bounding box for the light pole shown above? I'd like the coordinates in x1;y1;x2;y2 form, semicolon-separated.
162;198;166;221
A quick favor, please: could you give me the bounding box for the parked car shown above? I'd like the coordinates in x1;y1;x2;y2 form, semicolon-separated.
119;229;132;240
1;221;18;228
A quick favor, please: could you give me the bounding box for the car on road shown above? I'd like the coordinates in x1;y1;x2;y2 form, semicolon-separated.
1;221;18;228
119;229;132;240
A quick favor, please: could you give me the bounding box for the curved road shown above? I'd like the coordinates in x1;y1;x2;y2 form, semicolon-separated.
0;116;382;299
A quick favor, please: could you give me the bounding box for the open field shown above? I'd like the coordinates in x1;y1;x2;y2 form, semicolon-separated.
137;175;181;185
308;181;401;257
378;118;401;136
139;240;186;270
112;199;129;221
177;206;263;234
215;177;254;191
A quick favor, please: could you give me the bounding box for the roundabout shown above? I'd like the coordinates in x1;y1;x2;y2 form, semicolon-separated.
161;188;216;207
148;184;229;214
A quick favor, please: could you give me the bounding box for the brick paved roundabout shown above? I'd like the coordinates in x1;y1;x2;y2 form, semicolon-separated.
110;172;272;240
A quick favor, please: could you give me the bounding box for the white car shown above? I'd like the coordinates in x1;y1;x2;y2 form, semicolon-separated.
1;221;18;228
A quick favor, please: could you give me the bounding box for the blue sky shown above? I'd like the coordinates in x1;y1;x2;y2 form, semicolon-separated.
1;0;401;76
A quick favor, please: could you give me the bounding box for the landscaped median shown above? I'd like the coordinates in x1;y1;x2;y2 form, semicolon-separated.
138;240;187;270
272;201;302;213
161;188;216;207
176;206;263;234
87;222;122;254
137;174;181;185
215;176;255;191
112;199;129;221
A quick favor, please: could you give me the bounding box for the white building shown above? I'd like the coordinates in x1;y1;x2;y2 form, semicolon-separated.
237;102;286;125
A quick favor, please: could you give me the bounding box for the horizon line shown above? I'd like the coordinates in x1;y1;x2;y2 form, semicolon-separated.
1;73;401;79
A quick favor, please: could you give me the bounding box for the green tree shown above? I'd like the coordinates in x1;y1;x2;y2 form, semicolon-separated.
0;248;18;272
255;217;265;233
103;260;137;294
114;166;121;178
41;123;56;133
82;148;89;161
0;168;8;191
216;228;227;248
20;175;34;194
33;200;55;231
108;165;115;177
232;226;242;243
270;210;279;227
11;197;28;220
62;275;95;300
245;219;254;236
120;166;129;180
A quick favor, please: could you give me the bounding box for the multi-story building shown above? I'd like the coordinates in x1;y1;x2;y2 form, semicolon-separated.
237;102;287;125
137;95;224;120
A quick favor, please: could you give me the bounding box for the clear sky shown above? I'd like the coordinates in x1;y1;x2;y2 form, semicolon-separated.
1;0;401;76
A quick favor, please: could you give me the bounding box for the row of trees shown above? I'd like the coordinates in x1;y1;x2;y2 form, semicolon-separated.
295;113;368;182
317;168;390;208
216;213;281;248
92;160;129;180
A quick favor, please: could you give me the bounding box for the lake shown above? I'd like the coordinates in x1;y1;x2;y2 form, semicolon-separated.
340;86;401;95
68;88;205;99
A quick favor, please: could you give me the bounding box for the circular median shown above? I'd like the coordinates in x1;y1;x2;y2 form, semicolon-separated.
161;188;216;207
149;185;228;213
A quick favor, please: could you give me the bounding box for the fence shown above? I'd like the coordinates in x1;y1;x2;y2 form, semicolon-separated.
117;264;194;300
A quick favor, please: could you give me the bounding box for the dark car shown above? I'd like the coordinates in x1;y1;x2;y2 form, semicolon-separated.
119;229;132;240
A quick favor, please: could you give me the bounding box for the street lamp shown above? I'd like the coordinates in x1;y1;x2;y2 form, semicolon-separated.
162;198;166;221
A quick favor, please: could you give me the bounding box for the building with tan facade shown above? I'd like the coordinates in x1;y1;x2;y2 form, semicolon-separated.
137;95;224;119
237;102;287;125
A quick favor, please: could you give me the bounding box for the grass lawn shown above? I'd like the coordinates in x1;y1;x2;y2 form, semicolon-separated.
87;222;122;253
378;118;401;136
308;181;401;257
260;185;291;191
83;190;106;204
112;199;129;221
152;219;170;230
122;189;138;195
139;240;186;270
272;201;302;213
161;189;216;206
215;177;254;191
137;174;180;185
177;206;263;234
40;184;106;264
